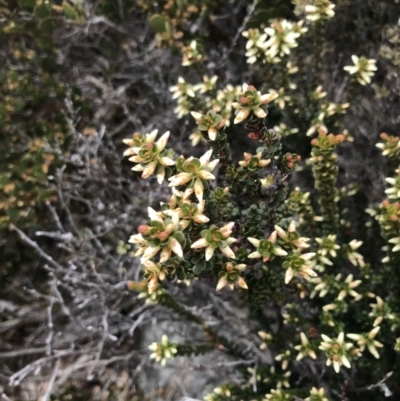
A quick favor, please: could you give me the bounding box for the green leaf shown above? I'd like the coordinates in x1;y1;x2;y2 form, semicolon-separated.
193;261;206;275
63;3;78;20
173;231;185;243
34;4;51;19
150;14;171;33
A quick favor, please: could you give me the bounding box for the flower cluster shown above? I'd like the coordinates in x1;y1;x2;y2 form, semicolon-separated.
232;84;277;124
262;19;306;58
169;149;219;202
191;222;236;261
376;132;400;159
181;40;203;66
369;296;396;327
242;19;307;65
148;335;177;366
347;327;383;359
305;0;335;22
305;387;329;401
264;388;291;401
344;55;378;85
216;262;248;291
294;332;317;360
169;76;196;117
319;332;353;373
385;168;400;200
123;130;175;183
191;110;225;141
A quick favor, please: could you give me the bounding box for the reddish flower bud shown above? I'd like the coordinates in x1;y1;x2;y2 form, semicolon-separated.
138;224;150;235
158;231;170;241
248;132;260;140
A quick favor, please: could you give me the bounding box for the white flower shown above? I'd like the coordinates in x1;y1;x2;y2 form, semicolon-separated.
344;55;377;85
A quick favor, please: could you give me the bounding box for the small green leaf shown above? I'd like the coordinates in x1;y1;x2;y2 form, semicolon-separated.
34;4;51;19
150;14;170;33
193;262;206;275
63;3;78;20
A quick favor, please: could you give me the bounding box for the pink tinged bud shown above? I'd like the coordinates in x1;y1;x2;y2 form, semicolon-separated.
191;238;208;249
253;107;267;119
194;178;204;202
234;109;250;124
208;127;217;141
220;245;235;259
205;246;215;261
142;161;157;178
160;247;172;263
169;238;183;257
190;111;204;123
138;225;150;236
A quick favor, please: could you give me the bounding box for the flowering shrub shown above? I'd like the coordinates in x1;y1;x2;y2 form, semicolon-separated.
123;1;400;400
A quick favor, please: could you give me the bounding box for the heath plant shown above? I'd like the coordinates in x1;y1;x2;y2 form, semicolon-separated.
123;1;400;400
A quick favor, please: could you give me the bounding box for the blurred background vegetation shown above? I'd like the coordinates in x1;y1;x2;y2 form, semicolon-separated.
0;0;399;400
